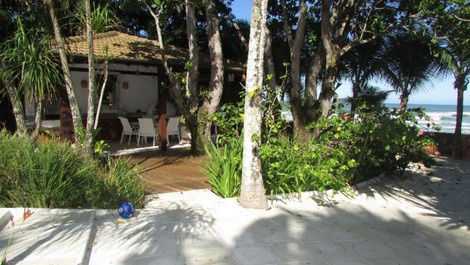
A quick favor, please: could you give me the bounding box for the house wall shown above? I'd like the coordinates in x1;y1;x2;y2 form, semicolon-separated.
67;63;159;115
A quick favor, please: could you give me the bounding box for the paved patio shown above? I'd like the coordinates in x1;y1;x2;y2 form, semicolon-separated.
0;157;469;265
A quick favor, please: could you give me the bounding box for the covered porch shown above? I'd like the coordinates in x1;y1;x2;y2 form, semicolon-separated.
29;31;244;150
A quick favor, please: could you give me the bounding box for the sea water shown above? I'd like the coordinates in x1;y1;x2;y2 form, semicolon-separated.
385;104;470;135
281;103;470;135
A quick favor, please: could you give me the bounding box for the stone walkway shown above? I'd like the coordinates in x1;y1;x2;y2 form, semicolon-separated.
1;157;469;265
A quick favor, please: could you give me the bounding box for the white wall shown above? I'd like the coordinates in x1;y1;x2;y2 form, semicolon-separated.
68;63;159;115
119;74;158;113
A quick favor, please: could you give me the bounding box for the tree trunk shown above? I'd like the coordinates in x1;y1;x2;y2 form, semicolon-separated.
44;0;83;140
264;24;282;121
287;0;308;138
304;44;325;122
350;80;360;112
452;73;466;158
4;81;27;136
399;91;409;110
240;0;268;209
147;3;198;154
185;0;199;108
318;57;339;118
232;19;248;48
94;61;109;130
32;101;43;138
85;0;96;156
193;0;225;154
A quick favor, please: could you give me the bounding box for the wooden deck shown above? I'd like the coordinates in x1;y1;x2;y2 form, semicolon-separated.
127;148;210;194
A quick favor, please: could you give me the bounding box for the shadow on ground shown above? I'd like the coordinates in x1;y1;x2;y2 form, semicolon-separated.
357;157;469;230
115;197;469;265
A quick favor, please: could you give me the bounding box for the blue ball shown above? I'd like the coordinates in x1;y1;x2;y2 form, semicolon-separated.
118;201;135;218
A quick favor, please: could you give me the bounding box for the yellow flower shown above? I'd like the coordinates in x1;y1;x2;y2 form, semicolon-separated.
240;114;245;119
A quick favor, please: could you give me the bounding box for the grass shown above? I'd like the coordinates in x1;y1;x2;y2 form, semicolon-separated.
0;129;146;208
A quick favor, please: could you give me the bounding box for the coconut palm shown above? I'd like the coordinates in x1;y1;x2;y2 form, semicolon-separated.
379;34;443;110
339;39;385;111
0;18;61;137
346;84;392;110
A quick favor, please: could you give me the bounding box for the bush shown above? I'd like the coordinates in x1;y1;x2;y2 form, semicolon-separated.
202;138;242;198
0;130;145;208
203;104;436;198
209;101;244;146
311;105;436;182
260;136;356;196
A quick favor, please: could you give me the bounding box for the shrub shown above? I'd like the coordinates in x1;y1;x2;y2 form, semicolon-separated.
90;157;146;208
203;104;436;198
260;136;356;196
209;101;244;146
311;105;436;182
202;138;242;198
0;130;145;208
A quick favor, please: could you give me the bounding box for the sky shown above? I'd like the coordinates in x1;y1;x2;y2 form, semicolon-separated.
230;0;468;106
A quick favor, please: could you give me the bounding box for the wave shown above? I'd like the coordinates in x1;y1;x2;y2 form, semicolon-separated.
425;112;470;121
417;111;470;134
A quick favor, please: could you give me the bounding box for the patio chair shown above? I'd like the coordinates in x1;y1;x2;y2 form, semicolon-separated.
167;116;181;144
137;118;157;146
118;116;138;145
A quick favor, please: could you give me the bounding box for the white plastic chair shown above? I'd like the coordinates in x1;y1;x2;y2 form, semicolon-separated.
167;116;181;144
137;118;157;146
118;116;138;145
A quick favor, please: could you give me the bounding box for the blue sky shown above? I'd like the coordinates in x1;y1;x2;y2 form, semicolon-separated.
230;0;468;105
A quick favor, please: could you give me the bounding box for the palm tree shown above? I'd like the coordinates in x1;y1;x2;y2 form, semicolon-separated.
0;18;61;137
346;84;392;110
379;34;443;110
339;39;385;111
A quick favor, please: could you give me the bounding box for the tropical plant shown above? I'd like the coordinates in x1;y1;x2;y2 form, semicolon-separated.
339;39;385;111
312;105;436;180
0;18;61;137
346;84;392;110
0;129;145;208
379;34;444;110
202;138;242;198
412;0;469;158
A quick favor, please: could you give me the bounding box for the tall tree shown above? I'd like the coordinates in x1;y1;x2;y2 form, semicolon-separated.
197;0;225;149
240;0;269;209
143;0;226;154
281;0;308;137
84;0;96;155
339;39;384;111
317;0;394;118
43;0;84;139
413;0;469;158
144;0;201;153
380;34;442;110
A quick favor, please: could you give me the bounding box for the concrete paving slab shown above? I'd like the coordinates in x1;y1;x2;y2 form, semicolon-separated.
0;209;95;265
1;157;469;265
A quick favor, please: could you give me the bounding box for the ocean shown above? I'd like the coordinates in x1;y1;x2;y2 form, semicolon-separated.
384;104;470;135
282;103;470;135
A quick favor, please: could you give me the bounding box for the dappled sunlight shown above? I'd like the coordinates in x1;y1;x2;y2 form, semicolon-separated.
355;157;469;230
0;210;95;264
